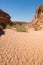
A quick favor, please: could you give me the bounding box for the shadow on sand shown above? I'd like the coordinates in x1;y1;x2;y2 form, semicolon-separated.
0;30;5;37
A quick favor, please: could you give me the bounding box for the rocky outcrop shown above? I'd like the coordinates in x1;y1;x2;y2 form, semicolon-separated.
0;9;11;29
0;9;11;24
31;4;43;28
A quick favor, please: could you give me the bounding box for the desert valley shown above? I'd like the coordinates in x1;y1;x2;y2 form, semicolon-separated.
0;4;43;65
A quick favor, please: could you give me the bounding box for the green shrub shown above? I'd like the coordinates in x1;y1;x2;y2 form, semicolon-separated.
15;25;27;32
6;25;11;29
0;25;3;31
12;25;16;28
33;24;40;31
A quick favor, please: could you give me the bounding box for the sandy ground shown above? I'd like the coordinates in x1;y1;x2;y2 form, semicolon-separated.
0;29;43;65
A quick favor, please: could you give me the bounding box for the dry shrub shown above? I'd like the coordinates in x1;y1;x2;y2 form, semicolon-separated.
13;25;27;32
33;24;40;31
0;25;3;31
6;25;11;29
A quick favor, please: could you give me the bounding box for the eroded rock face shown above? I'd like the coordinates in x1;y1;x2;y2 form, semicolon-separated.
32;4;43;27
35;4;43;18
0;9;11;24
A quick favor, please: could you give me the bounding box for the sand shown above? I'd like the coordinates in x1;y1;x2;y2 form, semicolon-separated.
0;29;43;65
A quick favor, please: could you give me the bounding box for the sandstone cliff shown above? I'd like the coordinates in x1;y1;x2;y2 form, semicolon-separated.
31;4;43;28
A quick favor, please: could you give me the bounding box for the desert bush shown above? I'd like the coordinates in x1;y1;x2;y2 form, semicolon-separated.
33;24;40;31
6;25;11;29
0;25;3;31
12;25;16;28
14;25;27;32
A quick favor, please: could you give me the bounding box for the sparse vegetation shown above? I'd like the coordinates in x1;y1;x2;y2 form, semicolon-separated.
12;24;16;28
0;25;5;36
0;25;3;31
33;24;40;31
6;24;11;29
14;25;27;32
5;24;28;32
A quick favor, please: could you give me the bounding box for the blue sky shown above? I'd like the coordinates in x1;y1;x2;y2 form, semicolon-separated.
0;0;43;22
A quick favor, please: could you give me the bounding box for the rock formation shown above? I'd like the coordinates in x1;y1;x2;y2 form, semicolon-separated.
31;4;43;28
0;9;11;28
0;9;11;24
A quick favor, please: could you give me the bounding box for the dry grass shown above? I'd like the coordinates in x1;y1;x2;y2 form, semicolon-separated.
0;29;43;65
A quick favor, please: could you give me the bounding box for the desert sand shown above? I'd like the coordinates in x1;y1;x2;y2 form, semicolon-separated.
0;29;43;65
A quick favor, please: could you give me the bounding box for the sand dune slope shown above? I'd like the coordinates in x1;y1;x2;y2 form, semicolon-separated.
0;29;43;65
